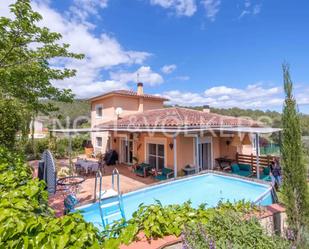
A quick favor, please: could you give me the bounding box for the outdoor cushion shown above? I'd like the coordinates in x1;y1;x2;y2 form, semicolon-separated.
155;174;167;181
231;164;240;173
155;167;174;181
238;164;251;172
263;167;270;175
134;163;152;177
162;167;173;174
236;170;252;177
260;174;272;181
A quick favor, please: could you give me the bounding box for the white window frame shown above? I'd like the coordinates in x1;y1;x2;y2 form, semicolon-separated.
144;137;167;170
195;136;214;170
120;137;134;165
95;104;103;119
96;137;103;148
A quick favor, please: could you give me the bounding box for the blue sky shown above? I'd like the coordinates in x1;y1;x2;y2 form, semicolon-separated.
2;0;309;113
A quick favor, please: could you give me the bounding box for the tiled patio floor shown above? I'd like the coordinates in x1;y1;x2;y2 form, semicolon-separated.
29;159;156;216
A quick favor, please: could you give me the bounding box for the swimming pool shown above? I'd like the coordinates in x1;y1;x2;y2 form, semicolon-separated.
76;173;273;229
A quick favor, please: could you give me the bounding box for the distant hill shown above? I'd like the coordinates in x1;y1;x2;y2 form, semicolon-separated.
41;100;309;135
166;105;309;136
42;99;91;128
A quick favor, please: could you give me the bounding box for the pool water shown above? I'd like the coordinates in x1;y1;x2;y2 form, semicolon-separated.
75;173;273;229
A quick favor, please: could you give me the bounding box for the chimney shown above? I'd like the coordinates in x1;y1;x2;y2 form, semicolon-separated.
203;105;210;113
137;82;144;95
137;82;144;112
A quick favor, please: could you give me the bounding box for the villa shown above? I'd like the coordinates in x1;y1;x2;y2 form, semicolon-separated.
89;83;280;178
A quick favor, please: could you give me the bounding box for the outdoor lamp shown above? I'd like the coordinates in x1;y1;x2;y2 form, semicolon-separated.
242;133;252;145
169;143;174;150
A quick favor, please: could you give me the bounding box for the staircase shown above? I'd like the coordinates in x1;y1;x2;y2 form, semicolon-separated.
94;168;126;229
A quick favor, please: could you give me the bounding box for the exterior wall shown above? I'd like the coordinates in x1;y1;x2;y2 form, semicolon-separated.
90;95;164;153
177;135;195;171
91;98;115;127
143;99;164;111
109;131;255;170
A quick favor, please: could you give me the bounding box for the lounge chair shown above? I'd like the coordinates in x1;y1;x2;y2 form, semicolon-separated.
155;167;174;181
259;167;272;181
231;163;252;177
134;163;153;177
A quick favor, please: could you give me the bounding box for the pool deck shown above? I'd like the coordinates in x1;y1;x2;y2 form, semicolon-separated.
29;158;273;216
29;159;156;216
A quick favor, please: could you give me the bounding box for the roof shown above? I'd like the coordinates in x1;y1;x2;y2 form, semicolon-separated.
95;107;264;131
88;90;169;102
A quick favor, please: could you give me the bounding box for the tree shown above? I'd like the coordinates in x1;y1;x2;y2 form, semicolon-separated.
0;0;83;148
281;64;309;245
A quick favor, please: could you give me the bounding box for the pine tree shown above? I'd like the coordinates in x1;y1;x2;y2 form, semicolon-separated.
281;64;309;245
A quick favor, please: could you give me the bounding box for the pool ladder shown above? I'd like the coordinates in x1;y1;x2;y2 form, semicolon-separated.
94;168;126;229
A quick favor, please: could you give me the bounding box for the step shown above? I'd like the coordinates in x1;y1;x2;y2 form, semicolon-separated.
100;201;120;209
104;211;121;220
97;188;118;200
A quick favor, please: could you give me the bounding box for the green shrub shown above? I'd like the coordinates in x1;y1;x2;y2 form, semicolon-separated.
22;135;89;160
182;211;290;249
0;147;102;248
103;201;258;248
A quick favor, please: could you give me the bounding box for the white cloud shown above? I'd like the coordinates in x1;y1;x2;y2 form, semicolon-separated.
162;84;286;109
201;0;221;21
150;0;197;17
161;64;177;74
162;90;214;105
239;1;262;18
110;66;164;86
253;4;261;15
1;0;152;98
69;0;108;21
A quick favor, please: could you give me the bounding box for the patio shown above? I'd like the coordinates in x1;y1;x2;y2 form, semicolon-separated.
30;159;156;216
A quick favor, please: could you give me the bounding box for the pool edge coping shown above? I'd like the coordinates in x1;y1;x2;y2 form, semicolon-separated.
75;170;273;210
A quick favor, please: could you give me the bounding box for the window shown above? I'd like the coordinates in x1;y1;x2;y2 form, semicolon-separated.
96;137;103;147
147;143;165;170
95;104;103;118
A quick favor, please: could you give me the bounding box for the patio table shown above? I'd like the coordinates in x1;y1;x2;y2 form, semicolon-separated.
75;160;99;174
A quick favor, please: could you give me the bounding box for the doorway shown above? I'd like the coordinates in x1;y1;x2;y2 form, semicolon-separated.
120;138;133;164
198;137;213;170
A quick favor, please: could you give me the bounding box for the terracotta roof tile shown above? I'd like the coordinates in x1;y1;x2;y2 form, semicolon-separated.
88;90;168;101
96;107;261;130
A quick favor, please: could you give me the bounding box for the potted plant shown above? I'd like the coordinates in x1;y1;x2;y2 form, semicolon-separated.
83;140;94;158
132;156;139;171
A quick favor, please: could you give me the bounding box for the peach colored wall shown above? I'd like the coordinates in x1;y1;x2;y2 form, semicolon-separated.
90;95;164;153
176;135;195;171
217;133;254;161
91;98;115;127
109;131;255;170
91;96;164;127
143;100;164;111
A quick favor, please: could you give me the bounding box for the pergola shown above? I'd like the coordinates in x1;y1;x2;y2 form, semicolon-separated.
50;126;282;179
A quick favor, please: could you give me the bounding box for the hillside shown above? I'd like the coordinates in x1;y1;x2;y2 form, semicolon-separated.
166;105;309;136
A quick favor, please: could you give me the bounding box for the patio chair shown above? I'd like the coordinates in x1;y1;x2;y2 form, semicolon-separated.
155;167;174;181
134;163;153;177
259;167;272;181
231;163;252;177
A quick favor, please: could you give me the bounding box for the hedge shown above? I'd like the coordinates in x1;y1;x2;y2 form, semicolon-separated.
0;147;102;248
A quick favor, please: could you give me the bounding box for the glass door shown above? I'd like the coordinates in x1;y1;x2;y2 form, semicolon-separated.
198;142;212;170
121;138;133;164
148;143;165;170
